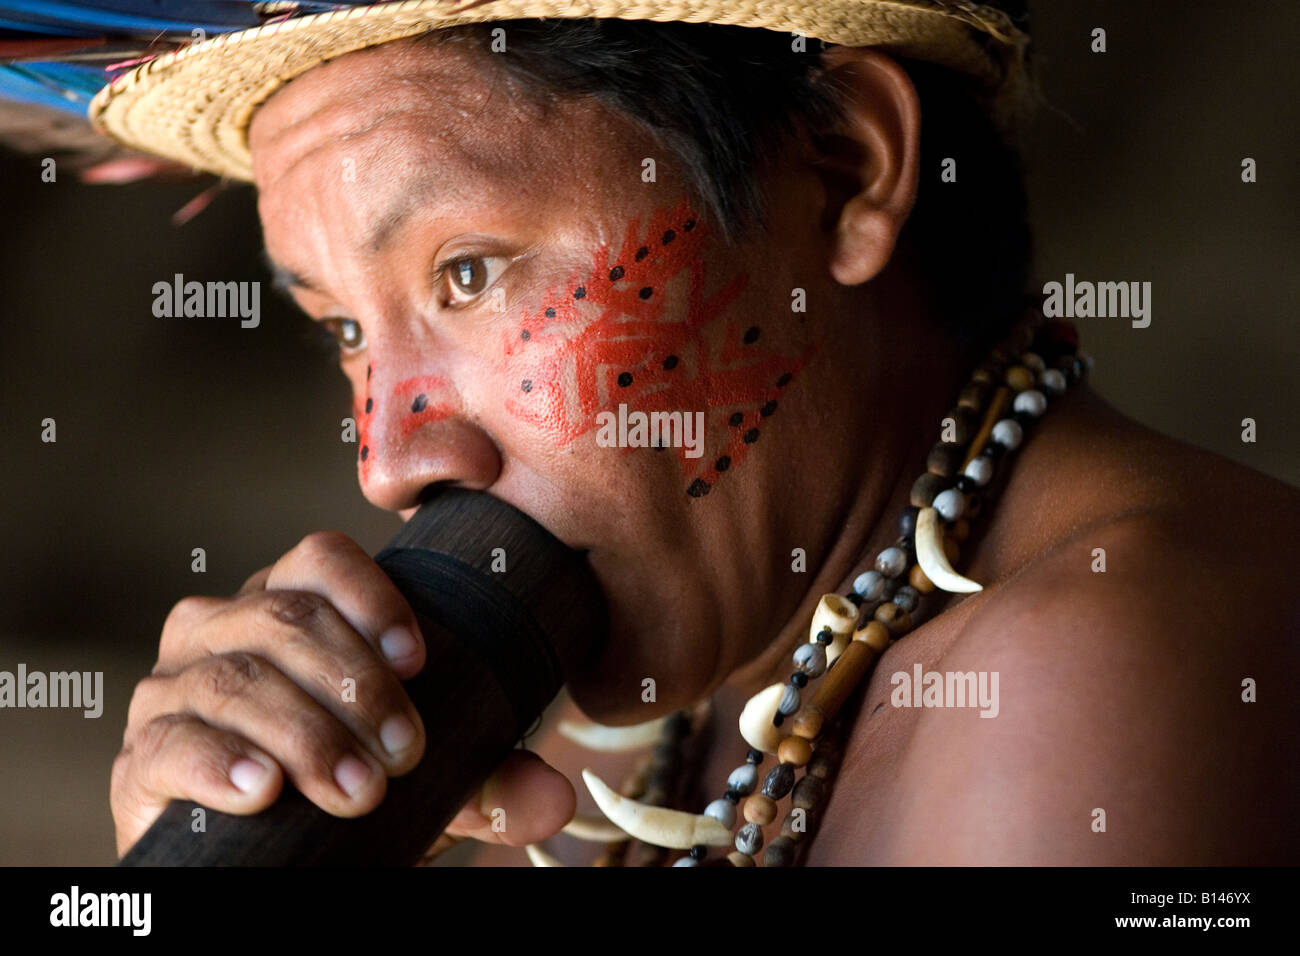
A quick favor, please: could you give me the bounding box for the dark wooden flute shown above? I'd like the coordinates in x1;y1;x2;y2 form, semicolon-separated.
118;487;608;865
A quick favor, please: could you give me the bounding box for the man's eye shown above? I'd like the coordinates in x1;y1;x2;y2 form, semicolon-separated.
321;317;366;353
441;255;508;305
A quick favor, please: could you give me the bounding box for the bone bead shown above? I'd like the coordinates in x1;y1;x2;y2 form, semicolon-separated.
809;593;856;666
778;734;812;767
1005;365;1035;391
739;683;788;754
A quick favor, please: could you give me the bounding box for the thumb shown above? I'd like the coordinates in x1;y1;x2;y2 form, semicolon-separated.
444;749;577;848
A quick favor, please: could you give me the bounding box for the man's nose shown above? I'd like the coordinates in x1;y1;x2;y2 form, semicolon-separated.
355;362;502;513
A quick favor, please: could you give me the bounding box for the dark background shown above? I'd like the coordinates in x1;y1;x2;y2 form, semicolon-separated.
1;1;1296;864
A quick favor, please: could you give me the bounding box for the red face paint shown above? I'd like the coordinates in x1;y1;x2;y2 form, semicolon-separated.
504;199;815;497
394;375;454;437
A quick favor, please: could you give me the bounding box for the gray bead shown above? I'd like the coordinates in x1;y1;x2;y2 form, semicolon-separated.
672;856;698;867
892;585;920;613
991;418;1023;450
780;812;806;841
932;488;966;522
963;455;993;487
1039;368;1067;395
761;762;797;799
704;798;737;829
727;764;757;795
875;546;908;578
1012;388;1046;417
793;642;827;678
764;836;797;867
791;773;826;810
735;822;764;856
853;569;886;600
777;684;801;716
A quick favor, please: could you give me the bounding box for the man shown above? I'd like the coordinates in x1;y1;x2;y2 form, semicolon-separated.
73;2;1296;865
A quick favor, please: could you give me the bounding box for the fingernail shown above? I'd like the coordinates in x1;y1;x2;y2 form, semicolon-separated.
230;758;268;794
334;755;372;797
379;627;419;664
380;715;417;755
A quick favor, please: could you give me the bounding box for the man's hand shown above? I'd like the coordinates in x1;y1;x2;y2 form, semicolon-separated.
111;531;575;860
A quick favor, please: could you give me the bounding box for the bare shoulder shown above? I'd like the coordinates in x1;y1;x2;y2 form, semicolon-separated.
865;397;1300;864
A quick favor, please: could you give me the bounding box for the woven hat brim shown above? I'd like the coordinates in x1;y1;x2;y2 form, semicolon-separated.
89;0;1030;182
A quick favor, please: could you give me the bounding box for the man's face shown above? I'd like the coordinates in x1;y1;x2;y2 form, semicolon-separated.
251;37;847;721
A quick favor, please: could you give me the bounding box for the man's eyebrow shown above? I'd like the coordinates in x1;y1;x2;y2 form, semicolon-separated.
263;247;323;296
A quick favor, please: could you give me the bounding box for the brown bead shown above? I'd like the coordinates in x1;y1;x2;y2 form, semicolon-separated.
874;601;912;635
1005;365;1035;391
957;382;990;410
791;774;826;811
909;563;936;594
808;641;878;719
764;836;798;868
727;851;756;867
743;794;778;826
943;406;977;445
969;365;996;385
805;749;835;780
951;517;971;542
910;472;947;508
791;706;824;740
778;734;813;767
926;441;965;478
780;812;807;841
853;619;892;652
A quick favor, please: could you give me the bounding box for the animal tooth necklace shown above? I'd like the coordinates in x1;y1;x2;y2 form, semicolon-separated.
529;299;1090;867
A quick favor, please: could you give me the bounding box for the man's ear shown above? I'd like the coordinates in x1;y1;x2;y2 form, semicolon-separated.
809;47;920;287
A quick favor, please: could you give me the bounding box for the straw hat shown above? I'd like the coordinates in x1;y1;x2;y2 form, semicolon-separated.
88;0;1031;182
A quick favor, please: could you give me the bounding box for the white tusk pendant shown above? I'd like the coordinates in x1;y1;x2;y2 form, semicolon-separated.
581;769;733;849
561;812;630;843
915;506;983;593
557;716;668;752
525;843;565;867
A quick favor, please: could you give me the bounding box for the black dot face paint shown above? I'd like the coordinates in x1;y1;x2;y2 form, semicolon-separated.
365;398;373;414
686;478;711;497
617;372;633;388
662;229;676;245
573;287;586;300
761;400;777;417
662;355;679;371
743;428;760;444
729;412;744;427
521;329;531;341
609;266;625;281
411;394;428;413
715;455;731;472
743;326;760;345
521;379;533;393
777;372;793;388
361;445;369;461
639;287;653;300
634;246;649;262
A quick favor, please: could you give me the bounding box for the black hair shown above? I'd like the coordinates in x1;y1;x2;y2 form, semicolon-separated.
421;18;1033;355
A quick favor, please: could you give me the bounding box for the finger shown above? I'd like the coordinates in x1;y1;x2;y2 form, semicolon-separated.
153;589;425;773
112;712;283;858
237;565;273;595
129;654;392;815
265;531;425;678
442;750;576;848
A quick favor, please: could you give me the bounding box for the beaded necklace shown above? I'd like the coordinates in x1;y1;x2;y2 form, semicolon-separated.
529;299;1090;867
